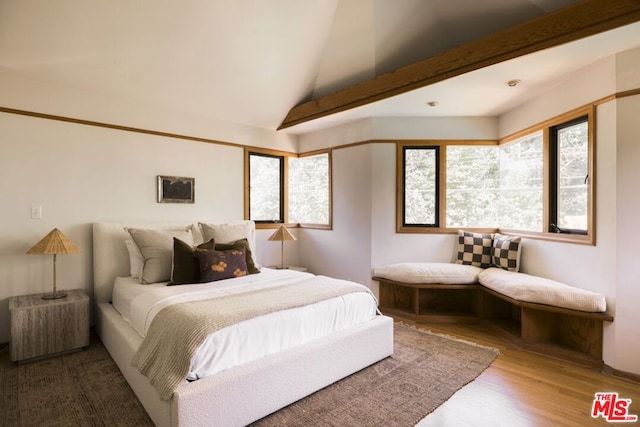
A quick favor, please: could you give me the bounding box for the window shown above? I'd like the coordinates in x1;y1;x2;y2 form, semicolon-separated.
401;145;439;227
247;151;284;223
446;145;499;228
498;131;544;231
396;105;594;243
549;116;589;234
288;152;331;226
245;148;332;229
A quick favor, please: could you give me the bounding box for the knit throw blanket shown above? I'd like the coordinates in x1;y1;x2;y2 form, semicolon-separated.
132;276;372;400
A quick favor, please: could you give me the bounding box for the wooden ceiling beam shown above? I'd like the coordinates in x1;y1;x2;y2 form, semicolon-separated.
279;0;640;130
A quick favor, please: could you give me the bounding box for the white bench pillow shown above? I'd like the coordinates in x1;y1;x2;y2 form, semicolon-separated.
373;262;482;284
479;267;606;313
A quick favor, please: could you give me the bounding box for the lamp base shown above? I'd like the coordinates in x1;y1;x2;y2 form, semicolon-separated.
41;291;67;300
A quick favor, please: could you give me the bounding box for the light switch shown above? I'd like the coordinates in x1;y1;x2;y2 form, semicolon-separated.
30;206;42;219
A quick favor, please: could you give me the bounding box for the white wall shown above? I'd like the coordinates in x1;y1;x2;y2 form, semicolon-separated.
0;110;298;343
0;68;299;153
613;95;640;374
298;116;498;151
498;55;616;138
298;144;373;286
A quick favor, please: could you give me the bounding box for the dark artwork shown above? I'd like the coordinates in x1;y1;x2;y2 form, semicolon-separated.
158;176;194;203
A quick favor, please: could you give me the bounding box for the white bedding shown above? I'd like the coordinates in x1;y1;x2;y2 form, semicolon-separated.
112;268;378;382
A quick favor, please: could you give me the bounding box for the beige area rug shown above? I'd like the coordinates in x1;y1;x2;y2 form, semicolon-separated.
0;324;498;427
252;324;499;426
0;335;154;427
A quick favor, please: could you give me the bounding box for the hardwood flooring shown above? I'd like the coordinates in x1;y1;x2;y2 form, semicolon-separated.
412;321;640;427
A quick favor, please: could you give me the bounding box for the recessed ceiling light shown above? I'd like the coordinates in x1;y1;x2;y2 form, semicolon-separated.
506;79;521;87
426;101;438;107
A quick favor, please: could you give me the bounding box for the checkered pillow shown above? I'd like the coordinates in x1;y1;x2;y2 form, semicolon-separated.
455;231;494;268
492;233;522;272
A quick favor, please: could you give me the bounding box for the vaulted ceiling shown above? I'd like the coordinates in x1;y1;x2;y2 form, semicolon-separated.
1;0;639;136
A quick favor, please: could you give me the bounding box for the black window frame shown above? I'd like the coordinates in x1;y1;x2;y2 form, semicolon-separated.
401;145;440;228
247;151;285;224
548;115;590;236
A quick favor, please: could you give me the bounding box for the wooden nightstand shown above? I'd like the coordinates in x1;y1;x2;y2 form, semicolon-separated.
268;265;308;272
9;289;89;362
286;266;308;272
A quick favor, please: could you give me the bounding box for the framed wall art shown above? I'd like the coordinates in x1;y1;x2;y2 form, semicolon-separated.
157;175;195;203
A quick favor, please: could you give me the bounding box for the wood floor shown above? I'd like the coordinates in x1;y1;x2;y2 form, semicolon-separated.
411;321;640;427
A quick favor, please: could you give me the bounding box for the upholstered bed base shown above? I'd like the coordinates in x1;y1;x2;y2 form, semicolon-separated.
96;302;393;426
92;222;394;426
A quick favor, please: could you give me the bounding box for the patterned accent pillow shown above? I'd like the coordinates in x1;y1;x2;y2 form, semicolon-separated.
455;230;494;268
214;238;260;274
168;238;215;286
196;247;249;282
492;233;522;272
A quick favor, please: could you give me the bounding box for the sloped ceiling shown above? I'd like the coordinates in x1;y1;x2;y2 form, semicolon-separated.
1;0;637;136
310;0;580;99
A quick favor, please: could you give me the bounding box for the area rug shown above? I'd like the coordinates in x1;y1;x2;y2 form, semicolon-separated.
252;324;499;426
0;335;154;427
0;324;498;427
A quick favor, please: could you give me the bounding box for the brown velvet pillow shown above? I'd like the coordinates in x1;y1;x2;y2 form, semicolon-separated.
196;247;249;282
215;238;260;274
168;238;215;285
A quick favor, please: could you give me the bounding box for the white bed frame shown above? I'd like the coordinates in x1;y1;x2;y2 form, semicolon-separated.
92;222;394;427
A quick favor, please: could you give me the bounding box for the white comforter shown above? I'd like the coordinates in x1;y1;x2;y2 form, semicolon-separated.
113;268;378;381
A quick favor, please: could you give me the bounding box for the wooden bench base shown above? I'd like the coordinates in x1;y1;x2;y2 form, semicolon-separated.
374;277;614;368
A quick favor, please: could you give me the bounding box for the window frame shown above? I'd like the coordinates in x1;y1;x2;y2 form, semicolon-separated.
395;105;596;244
288;150;333;230
245;149;285;225
396;140;498;234
499;105;595;244
244;147;333;230
398;144;441;229
548;114;590;236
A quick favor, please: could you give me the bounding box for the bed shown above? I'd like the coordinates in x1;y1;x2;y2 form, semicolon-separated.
93;221;394;427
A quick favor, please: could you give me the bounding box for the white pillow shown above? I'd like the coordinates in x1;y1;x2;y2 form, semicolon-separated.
373;262;482;284
127;228;194;284
199;221;258;266
125;239;144;279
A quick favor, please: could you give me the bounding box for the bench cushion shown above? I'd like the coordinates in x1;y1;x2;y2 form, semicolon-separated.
373;262;482;284
479;268;606;313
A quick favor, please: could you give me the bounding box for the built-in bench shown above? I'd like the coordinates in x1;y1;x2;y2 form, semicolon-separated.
372;263;614;368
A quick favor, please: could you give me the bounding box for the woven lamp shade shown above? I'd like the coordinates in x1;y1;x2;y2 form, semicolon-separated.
27;228;80;300
26;228;81;255
268;225;296;269
267;225;297;242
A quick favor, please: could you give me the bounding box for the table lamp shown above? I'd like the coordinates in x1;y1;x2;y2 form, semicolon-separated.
26;228;81;299
267;225;297;269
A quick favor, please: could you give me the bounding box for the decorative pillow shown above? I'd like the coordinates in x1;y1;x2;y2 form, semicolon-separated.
196;247;249;282
492;233;522;272
127;228;194;284
168;238;216;285
199;222;258;267
214;238;260;274
455;230;494;268
125;239;144;279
